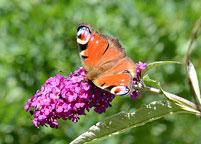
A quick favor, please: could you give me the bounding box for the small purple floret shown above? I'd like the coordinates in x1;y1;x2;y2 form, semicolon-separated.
130;61;147;99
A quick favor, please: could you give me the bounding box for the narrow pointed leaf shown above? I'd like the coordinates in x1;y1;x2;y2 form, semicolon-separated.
142;61;182;75
143;74;157;83
186;60;201;106
143;74;160;89
70;101;186;144
160;86;200;116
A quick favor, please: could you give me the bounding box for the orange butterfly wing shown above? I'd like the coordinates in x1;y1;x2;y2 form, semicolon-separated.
94;73;131;95
77;23;125;70
93;57;137;95
77;23;138;96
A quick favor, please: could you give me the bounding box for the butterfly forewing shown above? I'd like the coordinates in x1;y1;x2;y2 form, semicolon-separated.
77;24;108;70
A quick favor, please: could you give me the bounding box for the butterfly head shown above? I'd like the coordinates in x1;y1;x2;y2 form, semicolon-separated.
77;26;91;45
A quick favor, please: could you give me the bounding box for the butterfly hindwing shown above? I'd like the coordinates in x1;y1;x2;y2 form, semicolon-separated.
93;73;132;96
93;57;137;95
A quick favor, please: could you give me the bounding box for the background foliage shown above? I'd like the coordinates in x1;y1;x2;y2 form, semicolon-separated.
0;0;201;143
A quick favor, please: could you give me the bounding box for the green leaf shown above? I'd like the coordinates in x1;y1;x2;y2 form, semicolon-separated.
143;74;157;83
186;60;201;106
70;101;185;144
143;74;160;89
160;86;200;116
142;61;182;76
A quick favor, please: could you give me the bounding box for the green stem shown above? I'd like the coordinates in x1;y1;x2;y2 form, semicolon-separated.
185;16;201;110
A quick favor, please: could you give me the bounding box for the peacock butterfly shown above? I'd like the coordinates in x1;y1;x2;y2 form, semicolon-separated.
76;23;138;96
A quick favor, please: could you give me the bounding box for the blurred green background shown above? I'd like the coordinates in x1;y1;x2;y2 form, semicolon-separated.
1;0;201;144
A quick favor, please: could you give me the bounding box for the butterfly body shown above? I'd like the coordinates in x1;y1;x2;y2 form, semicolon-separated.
77;23;138;96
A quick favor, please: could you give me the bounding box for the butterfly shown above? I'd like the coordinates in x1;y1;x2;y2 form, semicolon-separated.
76;23;138;96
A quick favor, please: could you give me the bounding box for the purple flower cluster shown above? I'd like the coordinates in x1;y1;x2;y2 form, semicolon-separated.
24;67;115;128
24;62;146;128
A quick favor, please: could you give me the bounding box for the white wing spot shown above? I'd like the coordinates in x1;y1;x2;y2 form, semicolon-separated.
80;50;85;56
96;40;99;44
91;36;94;41
121;79;125;82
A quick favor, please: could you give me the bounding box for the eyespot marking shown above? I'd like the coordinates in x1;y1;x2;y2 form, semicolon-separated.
77;27;91;45
116;70;130;75
111;86;130;96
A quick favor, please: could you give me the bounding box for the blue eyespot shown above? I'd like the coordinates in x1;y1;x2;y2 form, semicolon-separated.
77;27;91;45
